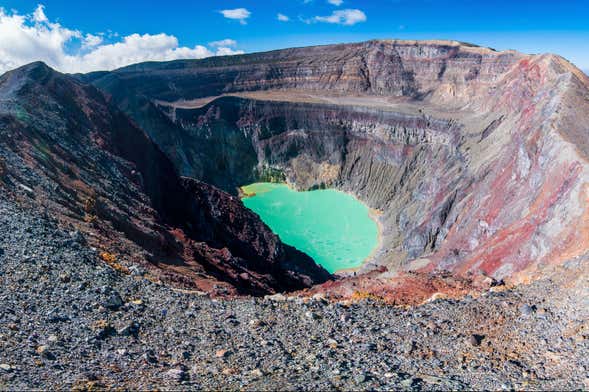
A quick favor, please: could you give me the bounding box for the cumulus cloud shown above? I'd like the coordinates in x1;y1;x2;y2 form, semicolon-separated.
219;8;251;25
0;5;244;74
277;13;290;22
209;38;237;47
327;0;344;6
82;33;103;49
71;34;216;72
314;9;366;25
32;4;48;23
215;46;244;56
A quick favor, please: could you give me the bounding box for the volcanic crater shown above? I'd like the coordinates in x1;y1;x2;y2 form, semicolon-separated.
2;39;589;301
1;39;589;390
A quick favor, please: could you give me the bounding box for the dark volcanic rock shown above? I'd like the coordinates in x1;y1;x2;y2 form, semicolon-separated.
469;334;485;346
0;194;586;390
103;291;123;310
0;61;329;295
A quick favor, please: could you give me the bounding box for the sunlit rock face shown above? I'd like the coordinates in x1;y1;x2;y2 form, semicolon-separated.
91;40;521;107
89;39;589;291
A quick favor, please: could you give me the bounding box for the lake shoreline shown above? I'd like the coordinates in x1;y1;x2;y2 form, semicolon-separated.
332;206;384;276
239;182;383;274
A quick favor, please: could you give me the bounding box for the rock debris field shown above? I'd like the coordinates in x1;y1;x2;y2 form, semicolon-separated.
1;194;587;391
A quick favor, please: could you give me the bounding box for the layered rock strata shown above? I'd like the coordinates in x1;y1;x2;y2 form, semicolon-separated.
89;40;589;289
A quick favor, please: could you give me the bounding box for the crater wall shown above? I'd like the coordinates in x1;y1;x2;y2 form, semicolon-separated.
0;62;330;296
91;41;589;284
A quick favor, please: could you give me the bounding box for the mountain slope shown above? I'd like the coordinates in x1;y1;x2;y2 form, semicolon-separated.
0;62;330;295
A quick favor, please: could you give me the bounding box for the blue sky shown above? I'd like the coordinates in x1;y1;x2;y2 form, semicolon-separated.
0;0;588;73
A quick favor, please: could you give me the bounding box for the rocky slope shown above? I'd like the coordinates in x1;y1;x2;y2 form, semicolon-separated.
0;39;588;390
89;40;589;295
0;62;329;296
0;194;587;390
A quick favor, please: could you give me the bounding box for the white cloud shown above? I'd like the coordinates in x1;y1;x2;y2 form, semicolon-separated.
314;9;366;25
219;8;251;25
215;46;244;56
82;33;103;49
327;0;344;6
0;5;244;74
277;13;290;22
72;34;214;72
209;38;237;47
32;4;48;23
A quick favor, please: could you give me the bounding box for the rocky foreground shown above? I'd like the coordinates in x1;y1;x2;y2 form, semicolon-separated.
1;40;588;390
1;193;587;391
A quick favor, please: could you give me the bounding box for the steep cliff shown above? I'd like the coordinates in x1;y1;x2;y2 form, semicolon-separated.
93;40;521;107
0;62;330;295
90;40;589;292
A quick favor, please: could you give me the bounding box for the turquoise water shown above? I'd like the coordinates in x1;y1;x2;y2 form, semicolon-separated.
241;183;379;273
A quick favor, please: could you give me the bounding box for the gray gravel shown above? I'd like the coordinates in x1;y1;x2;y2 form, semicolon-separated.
0;191;588;390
